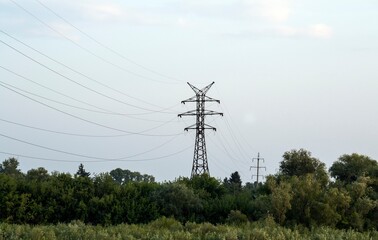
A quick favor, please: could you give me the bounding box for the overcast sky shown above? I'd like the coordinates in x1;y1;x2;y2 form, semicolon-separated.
1;0;377;183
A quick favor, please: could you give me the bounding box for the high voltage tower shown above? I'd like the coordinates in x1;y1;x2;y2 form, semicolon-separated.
250;152;266;184
178;82;223;177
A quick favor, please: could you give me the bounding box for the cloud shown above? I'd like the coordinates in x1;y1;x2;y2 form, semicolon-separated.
81;3;123;21
307;24;333;39
25;22;80;41
76;2;170;26
243;113;257;125
225;23;334;40
277;24;333;39
243;0;292;23
176;17;191;28
238;1;333;39
276;25;298;37
50;22;81;40
258;0;291;22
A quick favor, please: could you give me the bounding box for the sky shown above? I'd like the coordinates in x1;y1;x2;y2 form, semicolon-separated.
1;0;377;183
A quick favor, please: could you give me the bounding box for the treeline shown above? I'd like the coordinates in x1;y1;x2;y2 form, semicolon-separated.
0;149;377;231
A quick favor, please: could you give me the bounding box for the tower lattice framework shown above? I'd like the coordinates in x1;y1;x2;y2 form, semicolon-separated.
178;82;223;177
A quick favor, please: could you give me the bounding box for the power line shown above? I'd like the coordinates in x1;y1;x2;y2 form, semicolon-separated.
207;154;233;177
0;38;177;115
9;0;179;85
208;148;249;180
0;29;180;111
207;134;248;176
218;118;250;164
0;132;185;161
0;65;174;121
34;0;183;84
0;82;181;137
212;119;249;165
0;116;177;139
0;143;192;163
0;129;182;159
214;85;256;154
0;132;134;161
0;79;175;122
0;117;134;138
0;80;123;114
224;116;250;160
0;65;113;114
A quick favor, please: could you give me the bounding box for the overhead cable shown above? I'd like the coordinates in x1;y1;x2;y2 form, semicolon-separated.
34;0;183;84
0;29;179;111
0;39;177;115
9;0;180;85
0;82;181;137
0;78;174;122
0;65;173;121
0;144;192;163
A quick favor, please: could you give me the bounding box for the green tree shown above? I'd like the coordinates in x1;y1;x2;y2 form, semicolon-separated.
110;168;155;184
285;174;329;227
26;167;49;182
47;172;76;223
279;149;328;186
119;182;159;224
0;157;22;176
179;174;225;199
248;194;271;221
72;175;95;222
330;154;377;230
0;174;18;222
153;183;202;222
224;171;242;194
266;176;292;225
330;153;378;183
343;177;377;230
321;187;351;227
76;163;90;177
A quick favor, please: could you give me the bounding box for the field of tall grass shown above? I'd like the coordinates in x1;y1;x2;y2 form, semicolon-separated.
1;217;377;240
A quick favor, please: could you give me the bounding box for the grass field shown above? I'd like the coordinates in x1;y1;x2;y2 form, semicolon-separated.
1;217;377;240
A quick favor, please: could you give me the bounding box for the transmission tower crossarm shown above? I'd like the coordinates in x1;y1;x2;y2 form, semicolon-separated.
178;110;197;117
204;123;217;131
204;96;220;103
184;124;217;131
203;110;223;116
181;95;197;104
181;96;220;104
178;110;223;117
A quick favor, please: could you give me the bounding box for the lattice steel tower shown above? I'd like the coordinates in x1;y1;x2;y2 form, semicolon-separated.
250;152;266;184
178;82;223;177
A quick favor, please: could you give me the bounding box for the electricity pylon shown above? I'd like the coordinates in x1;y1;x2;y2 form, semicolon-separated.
178;82;223;177
250;152;266;184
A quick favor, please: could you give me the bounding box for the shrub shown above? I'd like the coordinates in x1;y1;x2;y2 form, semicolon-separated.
149;216;183;232
226;210;249;225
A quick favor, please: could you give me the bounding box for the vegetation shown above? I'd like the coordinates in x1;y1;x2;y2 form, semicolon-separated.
0;149;377;237
0;217;377;240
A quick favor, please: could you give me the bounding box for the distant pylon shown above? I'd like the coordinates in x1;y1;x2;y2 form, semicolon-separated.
250;152;266;184
178;82;223;177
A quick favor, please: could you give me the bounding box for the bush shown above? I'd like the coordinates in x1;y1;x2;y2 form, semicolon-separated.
226;210;249;225
149;216;183;232
0;221;376;240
